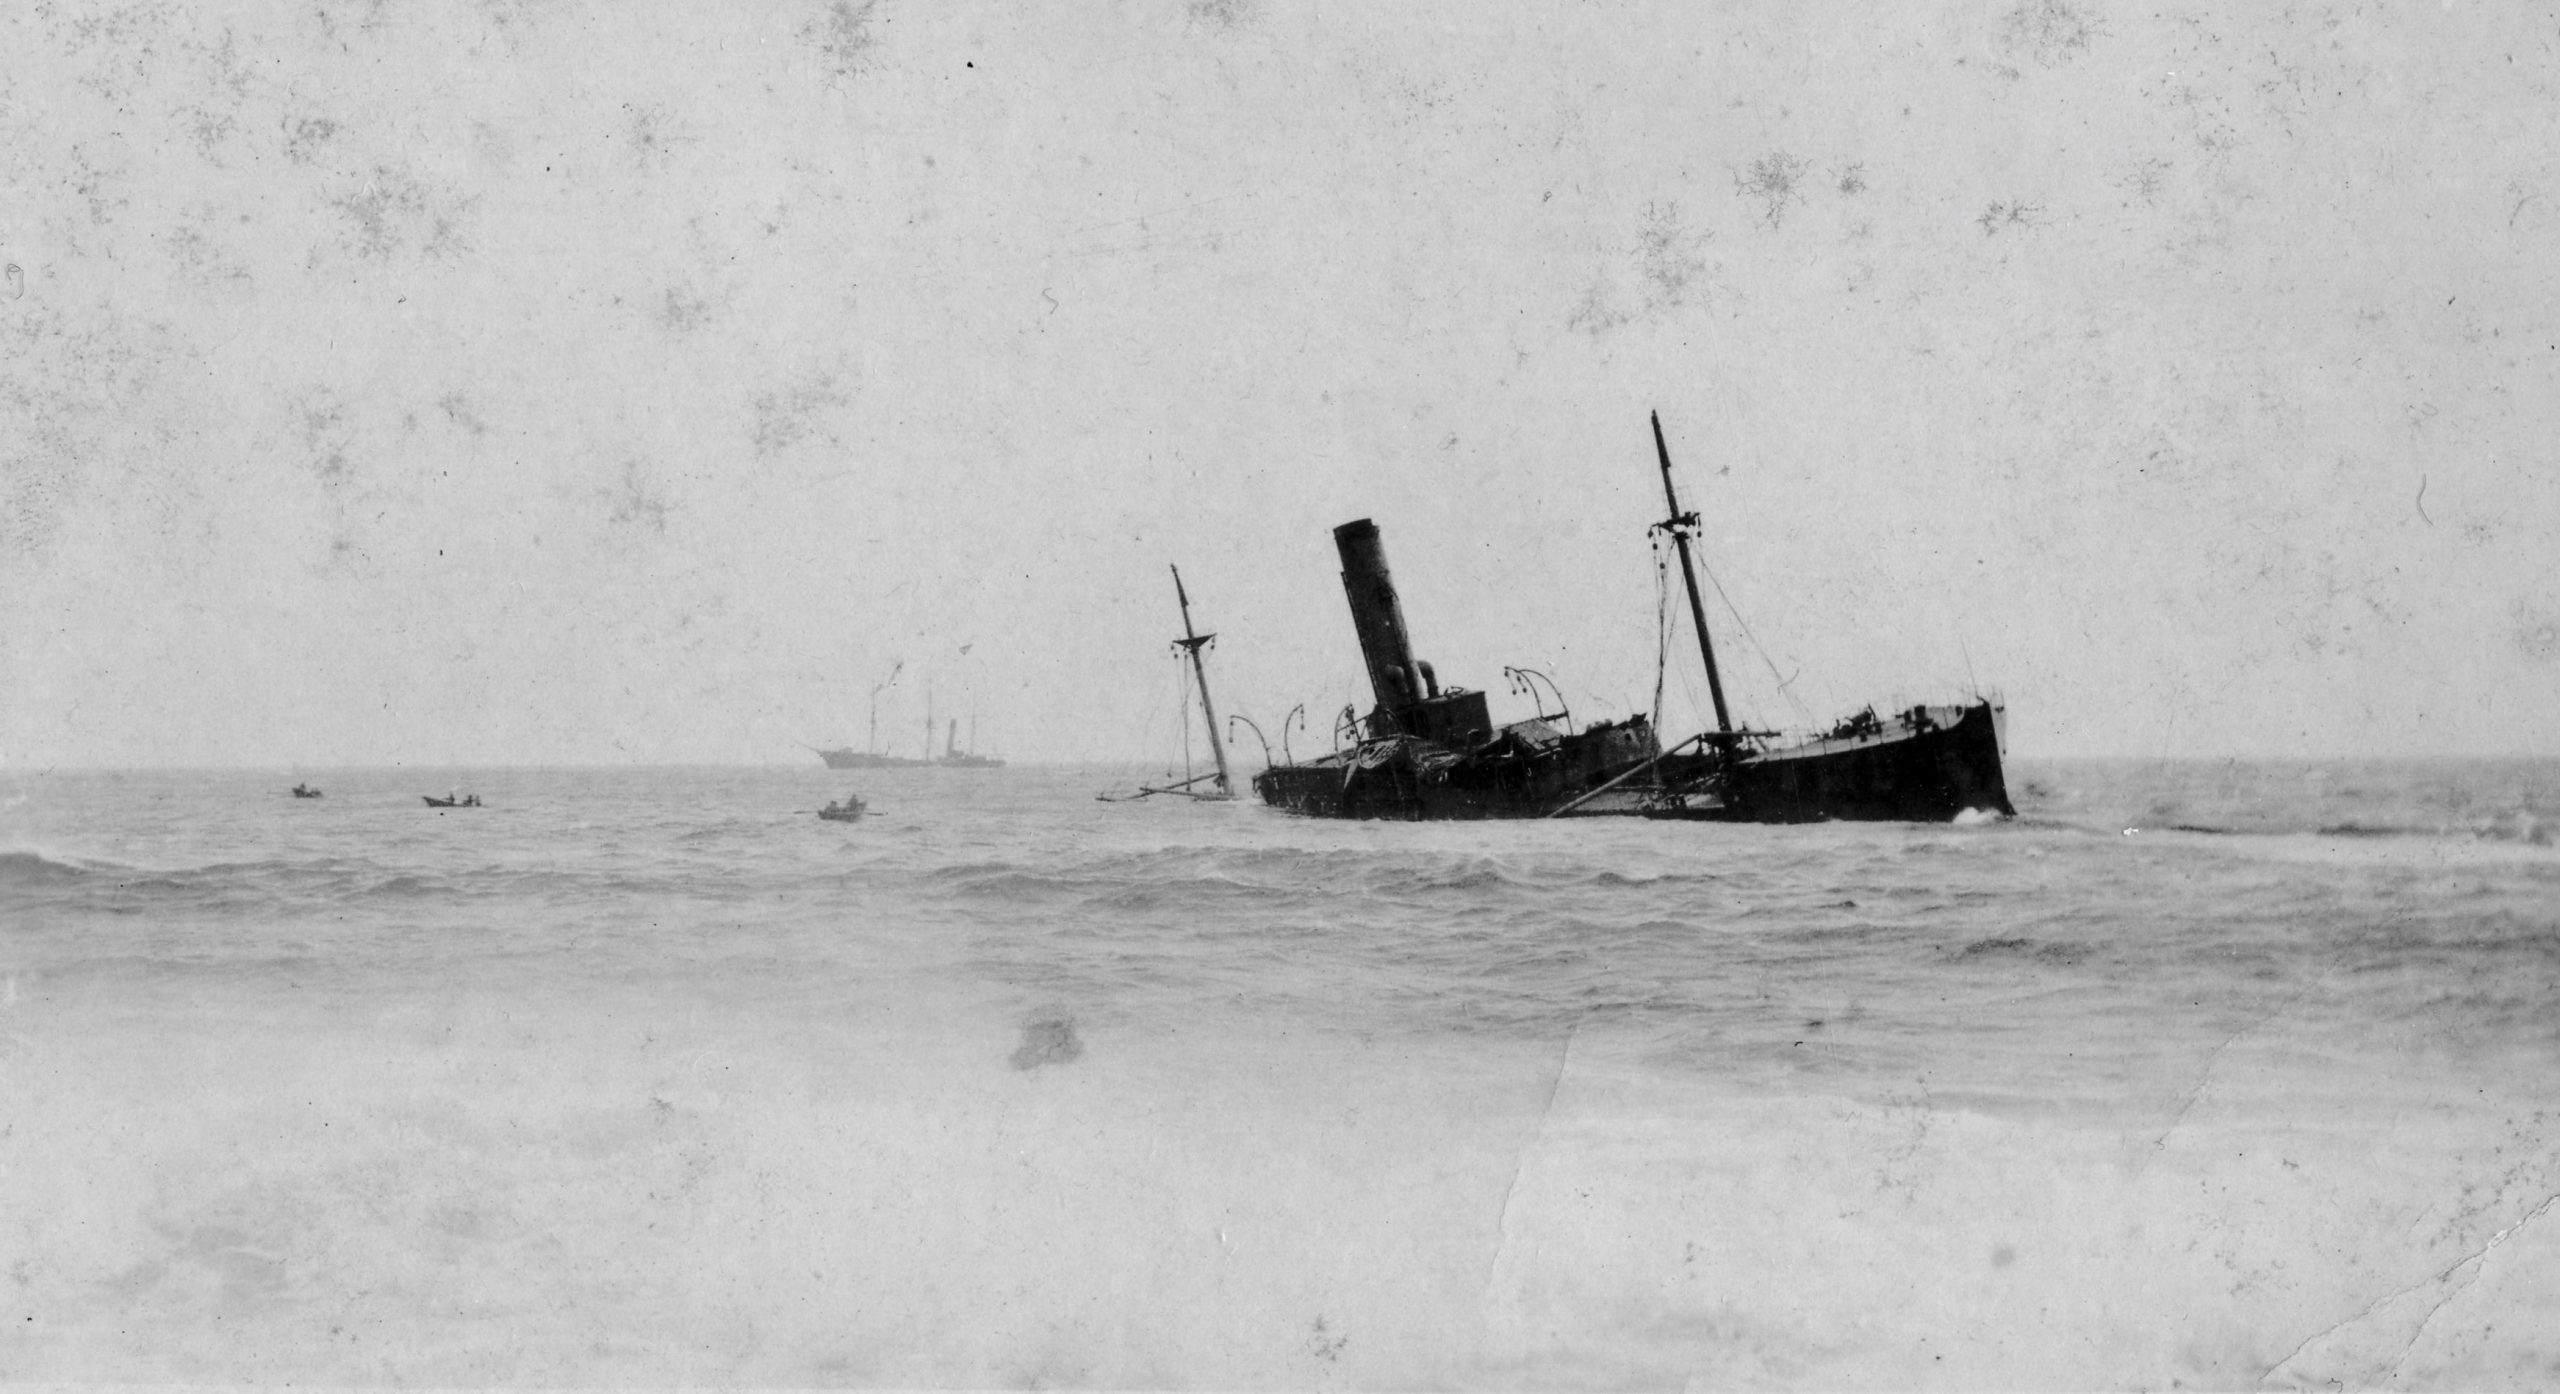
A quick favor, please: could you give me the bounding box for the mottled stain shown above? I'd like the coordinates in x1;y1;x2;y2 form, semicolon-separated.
476;0;555;50
659;284;712;334
279;385;393;573
57;0;176;104
64;144;131;232
2146;42;2247;164
295;388;354;490
327;166;474;264
176;26;256;162
1189;0;1262;26
436;392;488;437
1569;202;1719;335
1009;1016;1081;1070
1734;150;1808;229
750;371;846;456
0;434;80;566
308;0;392;45
2514;601;2559;663
607;459;671;534
801;0;878;86
1978;200;2042;236
0;299;179;570
624;102;690;170
2117;156;2173;205
165;213;254;290
281;114;340;165
1998;0;2101;68
1565;275;1628;337
1635;201;1709;311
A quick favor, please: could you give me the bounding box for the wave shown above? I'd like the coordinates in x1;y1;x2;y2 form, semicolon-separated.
929;846;1749;929
2020;813;2554;851
1952;935;2088;966
0;850;94;885
2303;819;2546;843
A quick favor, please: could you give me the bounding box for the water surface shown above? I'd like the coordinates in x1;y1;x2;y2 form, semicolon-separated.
2;760;2555;1387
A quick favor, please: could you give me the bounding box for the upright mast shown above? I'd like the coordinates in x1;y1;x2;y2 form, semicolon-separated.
1170;565;1233;797
1651;411;1734;738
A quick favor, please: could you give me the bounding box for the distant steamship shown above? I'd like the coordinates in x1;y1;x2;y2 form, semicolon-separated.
812;665;1002;769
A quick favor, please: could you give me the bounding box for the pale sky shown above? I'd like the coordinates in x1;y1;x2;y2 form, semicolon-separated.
4;0;2555;766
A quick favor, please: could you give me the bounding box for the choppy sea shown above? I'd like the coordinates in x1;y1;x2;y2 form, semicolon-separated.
1;760;2555;1388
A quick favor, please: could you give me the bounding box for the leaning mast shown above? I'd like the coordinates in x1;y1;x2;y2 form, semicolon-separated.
1170;565;1233;798
1651;411;1734;739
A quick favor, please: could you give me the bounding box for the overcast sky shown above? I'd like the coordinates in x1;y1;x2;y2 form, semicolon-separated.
4;0;2555;766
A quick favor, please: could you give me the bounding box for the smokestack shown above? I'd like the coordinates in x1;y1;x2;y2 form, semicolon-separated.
1333;519;1421;720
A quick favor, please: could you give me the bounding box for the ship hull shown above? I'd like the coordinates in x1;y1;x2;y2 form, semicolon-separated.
1652;702;2012;823
1252;718;1659;820
813;749;1002;769
814;750;926;770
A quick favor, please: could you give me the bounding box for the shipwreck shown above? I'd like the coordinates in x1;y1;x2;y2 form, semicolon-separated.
1250;413;2013;823
1249;518;1658;818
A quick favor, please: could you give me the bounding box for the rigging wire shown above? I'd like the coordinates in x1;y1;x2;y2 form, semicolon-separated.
1650;533;1719;735
1650;536;1673;736
1097;650;1173;792
1696;553;1817;731
1658;534;1822;726
1175;647;1194;783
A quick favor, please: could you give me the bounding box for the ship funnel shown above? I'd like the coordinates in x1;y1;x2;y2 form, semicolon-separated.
1339;517;1444;731
1329;518;1492;746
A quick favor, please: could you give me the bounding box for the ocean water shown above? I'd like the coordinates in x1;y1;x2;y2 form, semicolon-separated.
1;760;2555;1389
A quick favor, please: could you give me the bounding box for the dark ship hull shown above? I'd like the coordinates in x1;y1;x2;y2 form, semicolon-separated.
1649;701;2012;822
1250;413;2014;825
1253;716;1660;820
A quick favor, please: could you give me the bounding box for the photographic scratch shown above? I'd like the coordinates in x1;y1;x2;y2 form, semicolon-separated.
2142;1014;2271;1173
1484;1022;1576;1301
2262;1189;2560;1386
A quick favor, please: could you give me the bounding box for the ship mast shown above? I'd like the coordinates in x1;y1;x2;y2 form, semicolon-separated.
1170;565;1233;797
1651;411;1734;739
